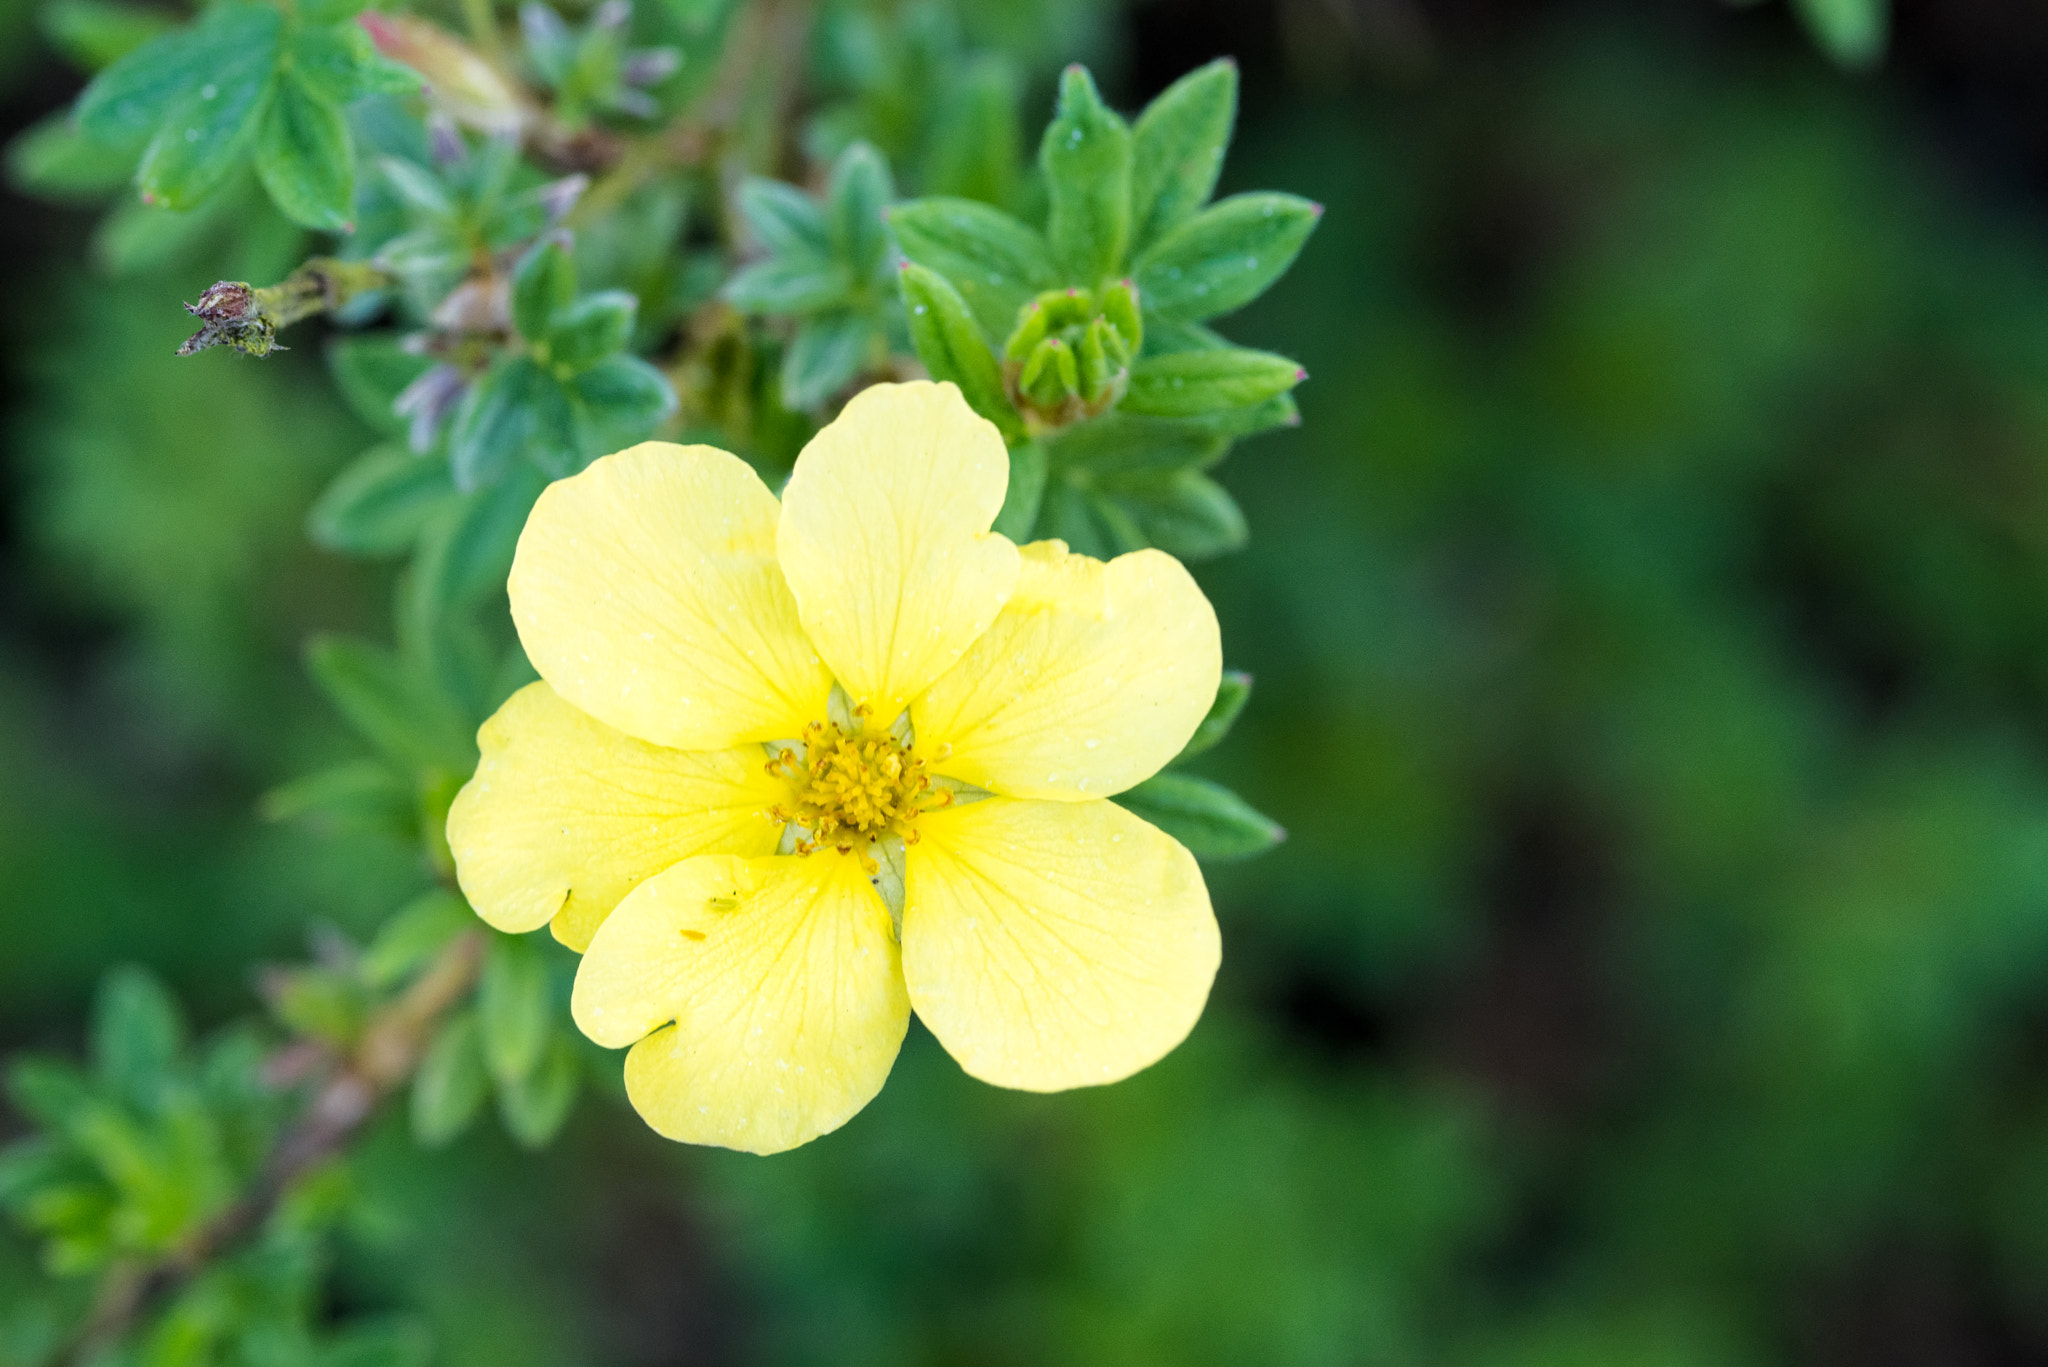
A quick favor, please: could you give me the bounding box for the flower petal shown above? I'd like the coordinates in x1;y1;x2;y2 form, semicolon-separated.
902;797;1219;1091
777;382;1021;724
912;540;1220;800
510;441;835;751
571;852;909;1154
447;682;784;951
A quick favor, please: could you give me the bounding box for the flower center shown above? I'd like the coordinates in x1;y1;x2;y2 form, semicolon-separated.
767;720;952;867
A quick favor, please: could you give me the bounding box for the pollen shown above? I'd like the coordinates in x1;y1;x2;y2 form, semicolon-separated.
766;720;953;872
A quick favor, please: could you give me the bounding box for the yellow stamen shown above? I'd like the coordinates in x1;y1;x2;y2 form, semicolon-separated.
767;719;949;859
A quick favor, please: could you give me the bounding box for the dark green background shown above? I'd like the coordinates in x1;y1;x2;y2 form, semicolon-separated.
9;0;2048;1361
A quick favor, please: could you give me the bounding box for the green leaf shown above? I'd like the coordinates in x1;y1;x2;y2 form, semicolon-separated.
1793;0;1886;68
545;290;636;371
75;5;266;144
1114;772;1283;859
1174;669;1251;763
292;21;419;104
1121;348;1303;417
363;891;475;990
1045;411;1227;479
266;965;368;1045
309;444;456;556
448;356;577;489
257;758;413;837
1133;192;1320;322
993;439;1046;541
1040;64;1131;284
329;336;432;440
93;967;185;1110
782;309;872;410
511;236;575;341
411;1011;487;1147
886;198;1057;342
827;140;894;281
927;54;1020;208
410;466;541;614
1106;469;1247;559
378;155;455;218
1129;58;1236;252
133;9;284;210
6;1058;94;1131
724;256;852;314
256;72;354;230
737;175;829;258
1038;477;1143;561
899;261;1020;440
322;1319;435;1367
305;634;475;774
478;936;551;1087
6;114;135;200
496;1033;577;1149
570;354;677;446
41;0;174;72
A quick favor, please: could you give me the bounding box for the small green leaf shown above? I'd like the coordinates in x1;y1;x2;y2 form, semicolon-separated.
256;72;354;230
410;467;542;615
76;4;275;145
305;634;475;774
1129;58;1236;252
899;262;1019;440
309;444;457;556
265;965;368;1046
1040;64;1131;284
378;155;455;218
1121;348;1303;418
570;353;676;449
545;290;636;371
496;1033;577;1148
257;758;413;837
448;355;576;489
478;936;551;1087
827;141;894;281
1133;192;1320;322
330;334;432;439
1038;477;1143;561
1114;772;1283;859
511;236;575;341
927;54;1020;208
362;891;476;989
42;0;174;72
6;114;135;200
412;1011;487;1147
1174;670;1251;763
128;8;283;209
724;256;852;314
1105;469;1247;559
887;198;1057;342
1045;411;1226;479
6;1059;94;1131
1793;0;1886;68
782;309;872;410
92;967;185;1111
737;175;829;258
292;21;418;104
993;439;1046;541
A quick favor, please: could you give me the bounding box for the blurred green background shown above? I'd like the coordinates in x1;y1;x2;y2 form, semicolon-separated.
10;0;2048;1361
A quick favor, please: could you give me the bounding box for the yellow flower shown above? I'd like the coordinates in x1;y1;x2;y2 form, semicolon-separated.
447;381;1224;1154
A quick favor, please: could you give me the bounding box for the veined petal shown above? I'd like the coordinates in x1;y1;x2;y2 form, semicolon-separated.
447;682;784;951
510;442;835;751
571;852;908;1154
913;541;1220;801
902;797;1219;1091
777;382;1021;725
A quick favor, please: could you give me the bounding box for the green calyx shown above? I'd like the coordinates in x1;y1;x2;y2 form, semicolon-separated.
1002;280;1141;434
